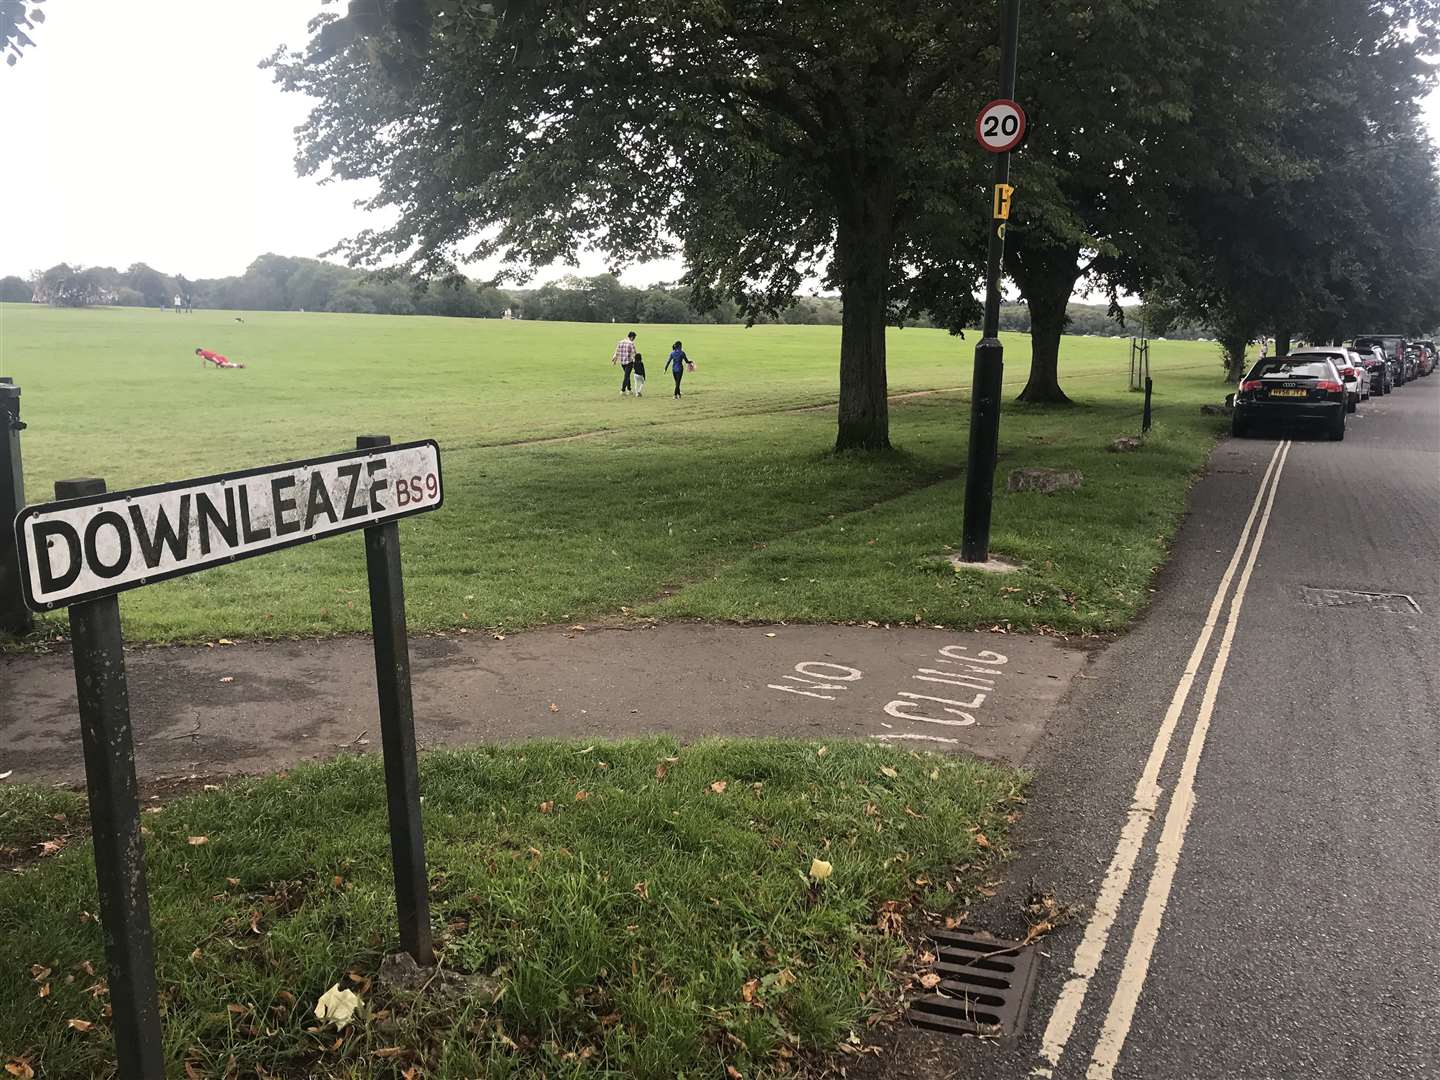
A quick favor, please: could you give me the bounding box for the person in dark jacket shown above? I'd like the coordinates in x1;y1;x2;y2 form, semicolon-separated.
665;340;690;398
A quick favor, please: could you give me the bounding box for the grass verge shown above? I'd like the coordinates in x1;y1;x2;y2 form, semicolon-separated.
1;307;1230;644
0;738;1021;1079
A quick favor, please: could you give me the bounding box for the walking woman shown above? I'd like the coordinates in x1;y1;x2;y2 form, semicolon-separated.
665;340;691;399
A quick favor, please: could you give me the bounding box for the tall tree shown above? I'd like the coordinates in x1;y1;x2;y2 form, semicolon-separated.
268;0;996;450
1164;0;1440;376
1002;0;1255;402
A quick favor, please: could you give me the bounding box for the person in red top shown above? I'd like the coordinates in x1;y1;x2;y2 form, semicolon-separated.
196;348;244;369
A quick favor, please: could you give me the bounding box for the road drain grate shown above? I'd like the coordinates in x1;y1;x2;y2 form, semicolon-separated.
907;930;1039;1041
1301;587;1421;614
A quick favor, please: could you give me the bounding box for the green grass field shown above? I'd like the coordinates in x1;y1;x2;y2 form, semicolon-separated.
0;303;1228;643
0;739;1018;1079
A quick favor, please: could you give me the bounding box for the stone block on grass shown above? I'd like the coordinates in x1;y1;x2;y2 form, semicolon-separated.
1006;467;1084;495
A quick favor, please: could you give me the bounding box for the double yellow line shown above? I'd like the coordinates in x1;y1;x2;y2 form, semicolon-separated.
1035;440;1294;1079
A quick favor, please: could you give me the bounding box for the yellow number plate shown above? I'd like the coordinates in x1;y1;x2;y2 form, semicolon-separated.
1271;388;1308;398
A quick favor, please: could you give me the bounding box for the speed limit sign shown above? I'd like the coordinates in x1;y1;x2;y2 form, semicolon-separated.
976;99;1027;153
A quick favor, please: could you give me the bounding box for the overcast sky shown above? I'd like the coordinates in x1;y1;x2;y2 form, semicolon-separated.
5;0;1439;287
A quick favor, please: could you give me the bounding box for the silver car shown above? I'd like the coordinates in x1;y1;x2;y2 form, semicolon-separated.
1290;348;1366;412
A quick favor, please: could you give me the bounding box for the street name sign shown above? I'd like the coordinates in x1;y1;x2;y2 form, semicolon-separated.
15;439;442;610
975;98;1027;153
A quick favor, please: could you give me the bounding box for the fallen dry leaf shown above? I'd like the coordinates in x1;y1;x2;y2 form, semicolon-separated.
633;881;649;900
30;965;50;981
919;972;942;990
879;766;899;779
726;1067;743;1080
974;832;992;850
538;801;554;814
709;780;728;794
37;983;50;998
187;836;209;847
741;978;759;1004
314;984;363;1029
655;762;669;780
574;790;590;802
66;1018;94;1032
219;676;234;684
5;1060;35;1079
38;839;65;857
190;947;203;963
548;703;560;713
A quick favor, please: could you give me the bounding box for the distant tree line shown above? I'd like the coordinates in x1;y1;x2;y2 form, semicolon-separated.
8;259;1198;340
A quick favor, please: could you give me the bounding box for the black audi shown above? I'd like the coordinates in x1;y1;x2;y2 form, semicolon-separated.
1232;356;1348;441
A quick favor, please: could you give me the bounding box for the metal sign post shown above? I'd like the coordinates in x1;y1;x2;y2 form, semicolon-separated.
961;0;1023;564
14;439;444;1075
59;479;166;1080
357;435;433;965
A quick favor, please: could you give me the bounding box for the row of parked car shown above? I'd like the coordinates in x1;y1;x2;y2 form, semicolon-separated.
1232;333;1436;441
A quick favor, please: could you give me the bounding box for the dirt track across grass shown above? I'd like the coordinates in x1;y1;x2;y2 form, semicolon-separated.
0;623;1090;784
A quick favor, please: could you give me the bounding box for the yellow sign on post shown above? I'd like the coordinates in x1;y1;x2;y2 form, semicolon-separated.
993;183;1016;221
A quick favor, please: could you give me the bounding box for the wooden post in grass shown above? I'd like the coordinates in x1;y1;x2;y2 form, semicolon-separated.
0;379;31;635
357;435;434;965
57;477;165;1080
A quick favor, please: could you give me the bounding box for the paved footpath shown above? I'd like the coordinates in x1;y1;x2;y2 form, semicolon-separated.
0;622;1089;785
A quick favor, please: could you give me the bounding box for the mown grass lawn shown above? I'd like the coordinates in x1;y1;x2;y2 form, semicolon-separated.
0;739;1021;1079
0;304;1228;643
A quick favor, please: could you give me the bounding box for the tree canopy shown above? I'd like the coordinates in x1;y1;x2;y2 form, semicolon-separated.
269;0;1002;449
1;0;43;65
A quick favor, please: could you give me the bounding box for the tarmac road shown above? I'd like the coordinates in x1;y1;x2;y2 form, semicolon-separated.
873;377;1440;1079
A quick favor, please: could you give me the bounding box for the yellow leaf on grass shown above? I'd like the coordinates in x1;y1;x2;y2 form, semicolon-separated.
879;766;899;779
808;858;833;882
314;984;363;1029
187;836;209;846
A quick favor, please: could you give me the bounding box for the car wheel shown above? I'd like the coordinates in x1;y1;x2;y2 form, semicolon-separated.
1347;397;1358;413
1329;410;1346;441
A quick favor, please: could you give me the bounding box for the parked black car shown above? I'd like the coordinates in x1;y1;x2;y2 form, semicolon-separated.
1352;344;1390;395
1232;356;1347;441
1354;334;1407;387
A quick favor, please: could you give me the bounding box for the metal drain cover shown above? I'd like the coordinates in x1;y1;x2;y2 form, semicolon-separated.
908;930;1039;1041
1301;587;1421;614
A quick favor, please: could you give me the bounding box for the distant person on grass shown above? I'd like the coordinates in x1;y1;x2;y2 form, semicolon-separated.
612;330;637;395
665;340;691;399
631;351;647;397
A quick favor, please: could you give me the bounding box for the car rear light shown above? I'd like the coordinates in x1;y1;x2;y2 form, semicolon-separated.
1340;367;1355;378
1241;380;1263;392
1315;380;1343;392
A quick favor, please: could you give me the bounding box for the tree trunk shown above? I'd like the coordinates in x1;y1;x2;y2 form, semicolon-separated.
1010;245;1081;405
1274;329;1292;358
834;191;896;451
